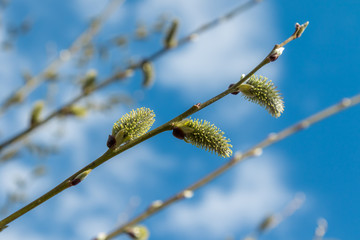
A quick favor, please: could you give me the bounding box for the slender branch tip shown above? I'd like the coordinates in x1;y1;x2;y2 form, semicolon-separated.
294;21;309;38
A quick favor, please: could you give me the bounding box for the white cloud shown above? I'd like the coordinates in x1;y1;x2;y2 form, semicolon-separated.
0;161;50;198
73;0;111;19
0;228;56;240
75;215;114;239
136;0;212;31
0;162;32;193
141;0;282;97
160;155;291;239
0;39;23;102
104;144;175;184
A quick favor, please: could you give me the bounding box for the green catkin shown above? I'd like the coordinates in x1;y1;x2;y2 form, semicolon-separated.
142;61;154;87
164;19;179;49
239;75;284;118
112;107;155;141
81;69;97;94
176;118;232;158
67;105;87;117
30;101;44;126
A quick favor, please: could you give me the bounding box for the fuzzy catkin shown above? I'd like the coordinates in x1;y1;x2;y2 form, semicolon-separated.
182;118;232;158
240;75;284;118
112;107;155;140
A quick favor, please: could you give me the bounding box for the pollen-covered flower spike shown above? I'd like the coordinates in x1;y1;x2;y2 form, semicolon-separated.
173;118;232;158
141;61;154;87
164;19;179;49
30;100;44;126
109;107;155;148
238;75;284;118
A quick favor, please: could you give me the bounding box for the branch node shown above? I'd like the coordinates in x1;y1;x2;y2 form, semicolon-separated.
228;83;240;95
267;132;278;141
70;169;92;186
268;47;285;62
341;98;352;108
181;190;194;199
147;200;163;212
94;232;108;240
194;103;201;108
251;147;263;157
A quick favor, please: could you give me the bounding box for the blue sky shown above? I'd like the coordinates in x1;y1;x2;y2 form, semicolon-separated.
0;0;359;240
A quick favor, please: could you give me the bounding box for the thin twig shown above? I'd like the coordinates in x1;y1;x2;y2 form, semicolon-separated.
0;0;125;115
0;0;262;153
0;20;305;230
0;71;131;152
243;192;306;240
103;94;360;240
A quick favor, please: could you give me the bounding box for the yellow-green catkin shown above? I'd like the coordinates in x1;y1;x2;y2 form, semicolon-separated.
30;101;44;126
174;118;232;158
65;105;87;117
258;215;276;232
126;225;150;240
81;69;97;94
142;61;154;87
239;75;284;118
112;107;155;143
135;23;148;39
164;19;179;49
43;70;58;81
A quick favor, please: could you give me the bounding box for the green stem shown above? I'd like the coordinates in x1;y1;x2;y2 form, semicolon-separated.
0;149;113;229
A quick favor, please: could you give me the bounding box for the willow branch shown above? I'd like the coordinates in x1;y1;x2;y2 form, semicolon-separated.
0;20;306;230
243;192;306;240
0;0;125;115
103;93;360;240
0;71;131;152
0;0;262;153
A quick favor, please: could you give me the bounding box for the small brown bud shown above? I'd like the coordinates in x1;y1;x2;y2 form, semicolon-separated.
106;135;116;148
172;127;185;140
228;83;240;95
70;169;92;186
268;47;285;62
